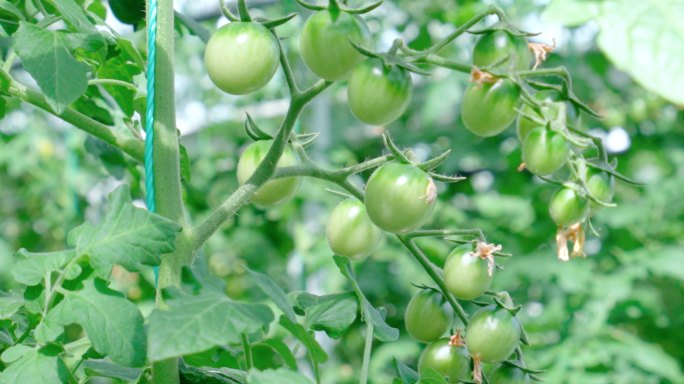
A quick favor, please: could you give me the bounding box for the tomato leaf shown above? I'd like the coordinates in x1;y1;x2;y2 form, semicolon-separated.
261;339;298;370
49;0;98;34
67;184;182;273
14;22;90;114
278;316;328;364
0;344;33;364
246;368;315;384
0;0;25;34
0;290;24;319
245;268;297;323
174;11;211;43
95;54;141;117
417;368;448;384
82;360;143;382
36;278;147;367
179;361;247;383
542;0;684;106
147;267;274;362
333;255;400;342
393;357;420;384
11;249;76;286
0;347;70;384
287;291;358;339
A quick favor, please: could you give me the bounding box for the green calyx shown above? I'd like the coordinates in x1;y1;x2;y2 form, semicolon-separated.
295;0;383;15
219;0;297;28
245;113;320;148
350;38;431;75
382;133;464;183
468;20;540;38
527;79;602;118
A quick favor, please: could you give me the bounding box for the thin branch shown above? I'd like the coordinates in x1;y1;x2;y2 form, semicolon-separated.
359;322;374;384
419;54;472;74
272;29;299;96
89;79;139;93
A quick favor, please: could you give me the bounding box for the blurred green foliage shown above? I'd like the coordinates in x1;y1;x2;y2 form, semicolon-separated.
1;0;683;383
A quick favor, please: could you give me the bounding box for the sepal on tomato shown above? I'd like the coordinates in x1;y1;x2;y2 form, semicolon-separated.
382;133;412;164
527;79;602;118
244;113;274;141
295;0;383;15
468;20;540;38
349;38;432;75
501;360;547;375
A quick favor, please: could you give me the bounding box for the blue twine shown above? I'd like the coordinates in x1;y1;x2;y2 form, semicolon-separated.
145;0;158;285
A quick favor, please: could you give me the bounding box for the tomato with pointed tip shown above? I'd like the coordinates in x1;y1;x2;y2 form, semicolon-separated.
405;289;454;343
444;244;493;301
587;169;614;214
473;30;532;70
418;338;470;383
326;198;382;260
466;305;521;364
461;79;520;137
348;58;413;126
205;22;280;95
490;363;532;384
522;127;568;176
236;140;302;207
364;163;437;234
300;10;371;81
548;187;590;227
517;90;582;142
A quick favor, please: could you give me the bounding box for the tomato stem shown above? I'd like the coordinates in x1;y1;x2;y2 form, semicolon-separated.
359;322;374;384
237;0;252;22
242;334;253;370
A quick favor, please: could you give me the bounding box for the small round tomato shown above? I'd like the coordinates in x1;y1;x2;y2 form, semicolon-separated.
405;289;454;343
300;10;371;81
348;58;413;126
326;198;382;260
522;127;568;176
548;187;590;227
587;169;614;214
205;22;280;95
517;90;581;142
236;140;302;207
466;305;521;364
364;163;437;234
444;244;492;301
490;363;532;384
461;79;520;137
418;338;470;383
473;30;531;70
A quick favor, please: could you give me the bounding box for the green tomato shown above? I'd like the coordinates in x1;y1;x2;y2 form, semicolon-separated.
444;244;492;301
300;10;371;81
587;169;614;214
204;22;280;95
473;30;531;71
517;90;582;141
490;363;532;384
109;0;145;25
236;140;302;207
466;305;521;364
522;127;568;176
348;58;413;126
418;338;470;383
364;163;437;234
405;289;454;343
326;198;382;260
548;187;590;227
462;79;520;137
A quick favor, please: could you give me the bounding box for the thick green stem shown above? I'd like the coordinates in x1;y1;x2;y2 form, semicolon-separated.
359;322;374;384
0;69;145;162
420;55;472;74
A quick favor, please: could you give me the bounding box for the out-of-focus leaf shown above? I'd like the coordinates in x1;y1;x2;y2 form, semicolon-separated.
287;291;358;339
246;368;314;384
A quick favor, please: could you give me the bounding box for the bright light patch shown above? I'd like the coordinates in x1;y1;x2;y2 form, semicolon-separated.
237;33;248;44
605;127;631;153
396;176;408;186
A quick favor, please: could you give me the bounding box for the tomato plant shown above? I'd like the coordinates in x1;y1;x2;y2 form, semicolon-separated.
466;305;521;364
348;58;413;126
418;336;470;383
0;0;645;383
205;22;280;95
405;289;454;343
444;243;494;300
364;162;437;234
326;198;382;260
461;79;520;137
237;140;302;207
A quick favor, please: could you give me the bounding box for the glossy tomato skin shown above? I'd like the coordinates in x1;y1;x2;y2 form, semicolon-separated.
549;187;590;227
473;30;531;71
205;22;280;95
466;305;521;364
522;127;568;176
418;338;470;383
326;198;382;260
444;244;492;301
490;363;532;384
587;169;614;214
405;289;454;343
237;140;302;207
517;90;582;142
462;79;520;137
364;163;437;234
348;58;413;126
300;11;371;81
